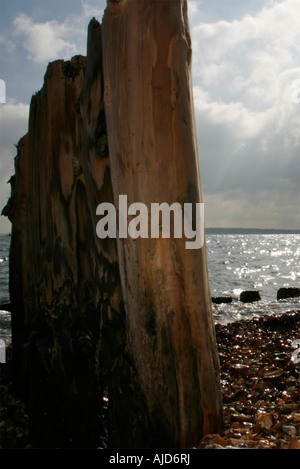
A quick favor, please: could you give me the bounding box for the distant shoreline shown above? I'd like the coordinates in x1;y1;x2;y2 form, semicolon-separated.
205;228;300;235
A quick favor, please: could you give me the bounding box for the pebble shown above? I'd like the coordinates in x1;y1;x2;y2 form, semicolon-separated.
293;413;300;422
200;311;300;450
282;425;297;436
204;444;224;449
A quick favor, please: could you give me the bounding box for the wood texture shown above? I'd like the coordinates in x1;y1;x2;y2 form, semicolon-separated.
77;19;152;448
102;0;224;447
3;19;153;448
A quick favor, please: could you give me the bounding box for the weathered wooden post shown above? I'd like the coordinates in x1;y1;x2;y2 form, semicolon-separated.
3;0;224;449
102;0;224;447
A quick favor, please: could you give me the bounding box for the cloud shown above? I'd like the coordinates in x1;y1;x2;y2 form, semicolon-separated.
191;0;300;107
0;99;29;232
81;0;104;20
189;0;300;228
0;99;29;170
193;87;273;138
12;13;79;63
0;2;103;232
204;185;300;230
1;0;298;231
10;2;106;65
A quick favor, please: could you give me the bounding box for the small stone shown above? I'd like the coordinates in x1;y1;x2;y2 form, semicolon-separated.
252;380;269;392
229;364;250;376
289;437;300;449
282;425;297;436
231;413;253;423
232;421;243;429
256;413;273;430
263;369;284;379
277;287;300;301
204;444;225;449
225;388;248;403
240;291;261;303
292;413;300;422
278;403;298;414
213;433;228;447
212;297;233;304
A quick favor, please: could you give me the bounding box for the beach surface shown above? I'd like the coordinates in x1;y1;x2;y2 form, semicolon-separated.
1;311;299;449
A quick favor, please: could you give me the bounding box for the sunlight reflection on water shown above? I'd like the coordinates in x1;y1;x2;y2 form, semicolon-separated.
207;234;300;324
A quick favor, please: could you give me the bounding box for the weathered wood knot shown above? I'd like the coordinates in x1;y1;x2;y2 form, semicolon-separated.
96;134;109;158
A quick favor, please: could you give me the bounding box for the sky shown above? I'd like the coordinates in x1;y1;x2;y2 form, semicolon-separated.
0;0;299;233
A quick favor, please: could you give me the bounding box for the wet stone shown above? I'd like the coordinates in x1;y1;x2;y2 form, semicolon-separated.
282;425;297;436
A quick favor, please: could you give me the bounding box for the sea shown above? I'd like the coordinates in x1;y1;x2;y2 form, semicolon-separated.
0;233;299;343
0;234;10;343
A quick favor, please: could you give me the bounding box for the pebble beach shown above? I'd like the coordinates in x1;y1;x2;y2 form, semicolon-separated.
201;310;300;449
1;310;299;449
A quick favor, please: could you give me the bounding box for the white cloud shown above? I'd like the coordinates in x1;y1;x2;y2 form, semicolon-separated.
187;0;203;24
12;13;78;63
191;0;300;108
0;99;29;232
0;99;29;163
189;0;300;228
0;0;298;231
193;86;273;139
81;0;104;20
10;3;104;65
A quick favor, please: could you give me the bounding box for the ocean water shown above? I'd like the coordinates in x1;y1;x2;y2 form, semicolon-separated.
0;234;10;342
207;234;300;324
0;233;299;342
